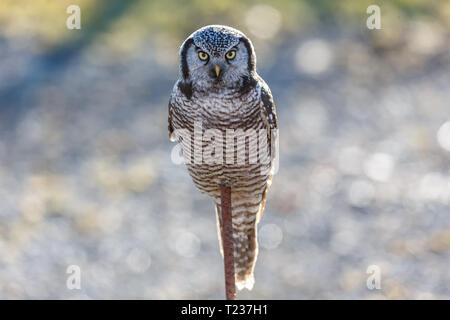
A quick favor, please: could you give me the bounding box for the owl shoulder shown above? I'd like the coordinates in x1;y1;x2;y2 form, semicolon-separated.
177;80;193;100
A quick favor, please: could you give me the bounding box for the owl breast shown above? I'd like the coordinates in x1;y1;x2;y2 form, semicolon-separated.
170;83;271;198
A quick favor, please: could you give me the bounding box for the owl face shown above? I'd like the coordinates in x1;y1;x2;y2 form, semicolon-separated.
179;25;256;89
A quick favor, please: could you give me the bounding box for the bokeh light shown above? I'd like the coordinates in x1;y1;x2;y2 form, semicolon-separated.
245;4;282;40
295;39;333;75
437;121;450;151
259;224;283;250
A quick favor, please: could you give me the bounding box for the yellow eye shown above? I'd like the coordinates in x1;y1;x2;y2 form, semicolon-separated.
198;51;209;61
226;50;236;60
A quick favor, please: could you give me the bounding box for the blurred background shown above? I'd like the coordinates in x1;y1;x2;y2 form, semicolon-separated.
0;0;449;299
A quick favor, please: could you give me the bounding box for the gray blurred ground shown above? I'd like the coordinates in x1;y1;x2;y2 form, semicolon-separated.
0;3;449;299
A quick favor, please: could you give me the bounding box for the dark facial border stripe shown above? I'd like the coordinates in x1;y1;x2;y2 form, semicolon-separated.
239;37;256;73
180;38;194;80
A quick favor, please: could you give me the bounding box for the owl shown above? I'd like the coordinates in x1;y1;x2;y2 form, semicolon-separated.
168;25;278;291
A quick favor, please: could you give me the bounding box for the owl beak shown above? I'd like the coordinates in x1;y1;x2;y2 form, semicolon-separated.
214;65;221;77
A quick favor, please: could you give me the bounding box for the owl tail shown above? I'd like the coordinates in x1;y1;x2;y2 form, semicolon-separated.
215;200;264;291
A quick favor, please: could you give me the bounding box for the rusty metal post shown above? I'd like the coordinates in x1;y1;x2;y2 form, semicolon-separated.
220;184;236;300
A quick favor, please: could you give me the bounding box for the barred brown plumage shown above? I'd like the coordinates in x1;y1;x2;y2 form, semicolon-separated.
168;25;278;291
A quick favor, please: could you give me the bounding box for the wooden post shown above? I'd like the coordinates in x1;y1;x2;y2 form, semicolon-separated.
220;184;236;300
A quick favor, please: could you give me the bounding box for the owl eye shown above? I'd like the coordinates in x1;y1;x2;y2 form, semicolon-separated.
225;50;236;60
198;51;209;61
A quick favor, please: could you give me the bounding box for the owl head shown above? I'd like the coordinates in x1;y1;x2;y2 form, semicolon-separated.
179;25;256;89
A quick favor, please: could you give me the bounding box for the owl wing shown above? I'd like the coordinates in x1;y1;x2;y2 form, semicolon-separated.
256;79;278;223
168;99;175;141
258;79;278;162
169;80;193;142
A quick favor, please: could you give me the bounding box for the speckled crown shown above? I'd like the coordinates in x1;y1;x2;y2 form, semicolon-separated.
191;25;244;53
